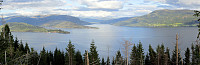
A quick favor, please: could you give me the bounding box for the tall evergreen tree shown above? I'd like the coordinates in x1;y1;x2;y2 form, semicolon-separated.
148;44;157;65
66;40;76;65
164;47;170;65
130;44;137;65
184;47;190;65
112;57;115;65
39;47;47;65
136;42;144;65
115;50;123;65
89;40;100;65
29;48;38;65
13;37;19;51
145;53;151;65
101;58;106;65
24;42;30;53
75;50;83;65
106;57;110;65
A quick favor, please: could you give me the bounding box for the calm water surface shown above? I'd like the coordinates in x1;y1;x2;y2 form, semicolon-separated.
12;24;198;57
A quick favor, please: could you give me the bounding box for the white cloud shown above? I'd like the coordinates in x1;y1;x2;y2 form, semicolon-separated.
145;0;200;9
74;0;124;10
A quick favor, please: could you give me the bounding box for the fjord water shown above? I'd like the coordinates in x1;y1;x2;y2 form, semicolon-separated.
12;24;198;57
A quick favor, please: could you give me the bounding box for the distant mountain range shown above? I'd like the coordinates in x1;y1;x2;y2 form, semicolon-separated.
100;17;132;24
113;9;198;27
3;9;199;28
4;15;95;29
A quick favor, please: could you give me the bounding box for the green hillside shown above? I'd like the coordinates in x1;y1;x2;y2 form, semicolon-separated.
41;21;98;29
113;9;199;27
0;22;70;34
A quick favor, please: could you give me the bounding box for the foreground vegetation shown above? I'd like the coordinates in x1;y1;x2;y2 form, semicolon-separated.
0;24;199;65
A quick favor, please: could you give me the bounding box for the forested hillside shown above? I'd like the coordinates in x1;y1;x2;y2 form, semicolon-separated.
113;9;198;27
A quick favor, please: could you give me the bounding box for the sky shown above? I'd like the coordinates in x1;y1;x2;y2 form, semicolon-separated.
1;0;200;19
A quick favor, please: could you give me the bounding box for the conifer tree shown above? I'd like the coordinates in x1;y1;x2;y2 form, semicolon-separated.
89;40;100;65
24;42;30;53
66;40;76;65
136;42;144;65
29;48;38;65
164;47;170;65
101;58;106;65
145;53;151;65
115;50;123;65
112;57;115;65
106;57;110;65
75;50;83;65
13;37;19;51
130;44;137;65
39;47;47;65
184;47;190;65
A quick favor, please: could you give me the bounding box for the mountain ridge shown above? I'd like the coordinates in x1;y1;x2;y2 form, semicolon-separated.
113;9;198;27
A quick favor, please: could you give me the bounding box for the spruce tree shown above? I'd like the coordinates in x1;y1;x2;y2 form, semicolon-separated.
75;50;83;65
164;47;170;65
145;53;151;65
13;37;19;51
148;44;157;65
24;42;30;53
136;42;144;65
112;57;115;65
184;47;190;65
89;40;100;65
130;44;137;65
66;40;76;65
115;50;123;65
106;57;110;65
101;58;106;65
39;47;47;65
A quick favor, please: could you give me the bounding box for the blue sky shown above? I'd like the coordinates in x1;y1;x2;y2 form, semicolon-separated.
1;0;200;19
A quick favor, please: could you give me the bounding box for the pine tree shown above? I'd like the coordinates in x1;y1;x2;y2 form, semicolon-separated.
54;48;65;65
24;42;30;53
66;40;76;65
148;44;157;65
171;44;182;65
13;37;19;51
191;43;195;65
106;57;110;65
101;58;106;65
112;57;115;65
75;50;83;65
164;47;170;65
29;48;38;65
184;47;190;65
89;40;100;65
115;50;123;65
130;44;137;65
39;47;47;65
136;42;144;65
145;53;151;65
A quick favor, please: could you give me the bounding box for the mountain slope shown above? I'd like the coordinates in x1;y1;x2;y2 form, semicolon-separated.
41;21;98;29
100;17;132;24
5;15;91;26
113;9;198;27
0;22;70;34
